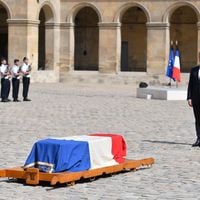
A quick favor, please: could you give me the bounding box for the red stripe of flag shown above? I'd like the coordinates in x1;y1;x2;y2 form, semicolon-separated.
172;50;181;82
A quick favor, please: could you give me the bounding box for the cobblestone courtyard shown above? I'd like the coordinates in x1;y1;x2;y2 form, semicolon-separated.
0;83;199;200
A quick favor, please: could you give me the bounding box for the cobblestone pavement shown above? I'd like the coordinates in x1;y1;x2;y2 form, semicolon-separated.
0;83;199;200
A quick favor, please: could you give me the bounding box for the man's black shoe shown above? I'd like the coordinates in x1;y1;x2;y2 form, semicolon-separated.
23;98;31;102
1;99;9;102
192;139;200;147
7;99;11;102
13;99;21;102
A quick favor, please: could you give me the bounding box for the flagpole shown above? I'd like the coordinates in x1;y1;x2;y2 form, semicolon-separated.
167;41;174;88
167;78;172;87
169;78;172;88
175;40;179;88
176;40;178;88
176;81;178;88
170;40;174;88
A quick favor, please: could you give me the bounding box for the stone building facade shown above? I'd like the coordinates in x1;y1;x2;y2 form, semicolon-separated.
0;0;200;84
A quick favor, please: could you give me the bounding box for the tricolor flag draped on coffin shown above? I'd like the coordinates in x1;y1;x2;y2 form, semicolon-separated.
24;134;126;173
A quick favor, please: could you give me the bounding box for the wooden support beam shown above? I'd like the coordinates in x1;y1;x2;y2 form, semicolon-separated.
0;158;155;186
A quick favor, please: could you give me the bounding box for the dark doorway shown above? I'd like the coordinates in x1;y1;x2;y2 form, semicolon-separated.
121;7;147;72
74;7;99;71
0;5;8;60
38;5;54;70
38;9;46;70
121;41;129;71
170;6;198;72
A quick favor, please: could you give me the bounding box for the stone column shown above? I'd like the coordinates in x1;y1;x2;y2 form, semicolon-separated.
98;22;121;73
53;23;60;71
45;23;56;70
146;22;170;74
197;22;200;64
59;22;74;72
7;19;39;71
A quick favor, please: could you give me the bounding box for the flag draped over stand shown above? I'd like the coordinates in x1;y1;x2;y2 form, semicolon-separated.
172;49;181;82
23;139;91;173
24;134;127;173
90;133;126;163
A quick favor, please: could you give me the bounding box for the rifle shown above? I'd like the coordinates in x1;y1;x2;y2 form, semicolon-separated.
4;65;11;79
25;64;32;77
21;63;31;78
16;66;21;79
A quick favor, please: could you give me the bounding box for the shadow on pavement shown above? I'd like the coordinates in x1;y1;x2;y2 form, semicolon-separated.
143;140;191;146
0;171;135;191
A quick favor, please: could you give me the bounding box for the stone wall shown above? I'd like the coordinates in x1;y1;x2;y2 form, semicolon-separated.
0;0;200;85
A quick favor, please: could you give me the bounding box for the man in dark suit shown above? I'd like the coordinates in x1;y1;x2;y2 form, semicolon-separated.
187;52;200;147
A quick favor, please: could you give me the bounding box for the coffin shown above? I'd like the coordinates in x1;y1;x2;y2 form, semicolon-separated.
24;134;127;173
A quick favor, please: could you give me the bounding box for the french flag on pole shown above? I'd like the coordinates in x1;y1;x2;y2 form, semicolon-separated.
172;49;181;82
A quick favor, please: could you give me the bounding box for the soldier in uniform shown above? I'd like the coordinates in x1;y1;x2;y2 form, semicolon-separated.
0;58;11;102
21;57;32;101
11;59;21;102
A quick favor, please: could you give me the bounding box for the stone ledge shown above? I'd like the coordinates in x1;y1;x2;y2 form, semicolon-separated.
59;22;121;29
31;70;59;83
147;22;170;30
7;19;40;26
45;22;61;28
98;22;121;29
137;87;187;100
59;22;75;28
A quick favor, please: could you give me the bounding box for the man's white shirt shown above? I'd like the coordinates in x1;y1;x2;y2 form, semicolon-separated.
0;64;9;79
198;67;200;80
21;63;31;78
12;65;20;79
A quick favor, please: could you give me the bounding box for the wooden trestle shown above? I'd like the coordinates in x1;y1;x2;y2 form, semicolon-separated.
0;158;155;186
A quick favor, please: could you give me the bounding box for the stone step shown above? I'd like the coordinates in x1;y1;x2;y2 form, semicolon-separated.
59;71;190;86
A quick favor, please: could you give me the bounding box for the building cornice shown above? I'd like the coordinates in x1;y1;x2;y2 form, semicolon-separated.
147;22;170;30
7;19;40;26
59;22;75;29
45;22;61;28
98;22;121;29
